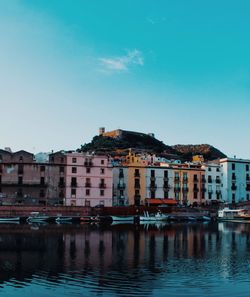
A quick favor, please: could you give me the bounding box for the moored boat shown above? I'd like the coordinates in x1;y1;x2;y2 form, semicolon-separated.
218;208;245;221
0;217;20;223
55;216;73;223
111;216;134;222
140;211;169;222
27;212;50;223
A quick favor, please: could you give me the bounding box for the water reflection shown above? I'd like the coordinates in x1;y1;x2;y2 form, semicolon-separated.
0;222;250;296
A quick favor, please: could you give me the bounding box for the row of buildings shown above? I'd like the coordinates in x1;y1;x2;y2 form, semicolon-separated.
0;148;249;207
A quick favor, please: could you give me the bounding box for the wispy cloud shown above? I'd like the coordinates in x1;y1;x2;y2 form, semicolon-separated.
99;49;144;73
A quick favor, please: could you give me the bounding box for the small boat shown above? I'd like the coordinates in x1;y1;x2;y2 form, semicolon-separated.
80;216;100;223
111;216;134;222
218;208;245;221
140;211;169;222
0;217;20;223
55;216;73;223
27;212;49;223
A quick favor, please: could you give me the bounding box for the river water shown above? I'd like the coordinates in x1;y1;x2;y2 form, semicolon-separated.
0;222;250;297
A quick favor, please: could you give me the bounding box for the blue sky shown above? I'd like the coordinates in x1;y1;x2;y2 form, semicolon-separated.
1;0;250;158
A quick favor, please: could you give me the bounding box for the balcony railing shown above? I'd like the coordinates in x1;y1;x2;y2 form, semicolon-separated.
163;183;170;189
134;183;140;189
71;182;77;187
232;176;237;181
193;188;199;192
231;185;237;191
183;178;188;183
208;179;212;184
85;183;91;188
201;187;206;192
117;183;126;190
201;177;206;183
216;190;221;194
134;172;140;178
174;187;180;192
174;177;180;182
182;187;188;192
246;186;250;191
58;182;65;188
163;177;169;182
216;179;221;184
150;184;157;190
99;183;106;189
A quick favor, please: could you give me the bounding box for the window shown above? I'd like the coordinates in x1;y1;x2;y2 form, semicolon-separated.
150;191;155;199
101;160;105;165
60;166;64;173
72;157;77;163
40;177;45;185
51;157;54;163
59;177;64;186
208;167;211;171
164;170;168;178
71;177;77;187
208;175;212;183
86;167;91;174
232;193;235;203
40;166;45;172
151;170;155;177
247;194;250;201
85;200;90;207
247;164;249;172
19;156;23;162
100;189;104;196
72;167;77;173
60;157;64;163
71;188;76;195
201;192;205;199
18;176;23;185
0;155;2;161
100;168;105;174
86;189;90;196
164;191;169;199
216;168;220;172
232;163;235;171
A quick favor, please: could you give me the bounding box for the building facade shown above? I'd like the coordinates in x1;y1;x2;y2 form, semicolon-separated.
220;158;250;204
65;152;113;207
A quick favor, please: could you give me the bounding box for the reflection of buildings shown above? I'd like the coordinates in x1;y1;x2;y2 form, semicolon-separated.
0;223;250;295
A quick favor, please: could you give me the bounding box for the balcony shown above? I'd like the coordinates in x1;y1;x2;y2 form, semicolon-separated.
201;187;206;192
216;190;221;194
150;176;155;181
117;183;126;190
163;183;170;189
193;188;199;192
246;186;250;191
99;183;106;189
85;182;91;188
119;173;124;179
84;161;93;167
150;184;157;190
163;177;169;182
182;187;189;192
201;177;206;183
231;185;237;191
58;182;65;188
71;182;77;188
208;190;213;194
134;172;140;178
216;178;221;184
134;183;140;189
208;179;212;184
174;187;180;192
183;178;188;183
232;175;237;181
193;178;199;183
174;177;180;182
0;182;47;187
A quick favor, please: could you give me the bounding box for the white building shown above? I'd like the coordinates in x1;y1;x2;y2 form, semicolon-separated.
202;163;223;204
220;158;250;204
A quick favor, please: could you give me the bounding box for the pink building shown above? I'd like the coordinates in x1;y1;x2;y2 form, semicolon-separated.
65;152;113;207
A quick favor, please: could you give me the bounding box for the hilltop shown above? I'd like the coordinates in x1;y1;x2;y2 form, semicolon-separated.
78;129;226;161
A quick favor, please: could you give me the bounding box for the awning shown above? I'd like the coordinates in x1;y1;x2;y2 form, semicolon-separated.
145;199;177;205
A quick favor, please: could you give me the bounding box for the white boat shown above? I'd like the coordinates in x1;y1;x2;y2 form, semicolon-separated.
111;216;134;222
140;211;169;222
55;216;73;223
0;217;20;223
27;212;49;223
218;208;245;221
